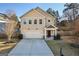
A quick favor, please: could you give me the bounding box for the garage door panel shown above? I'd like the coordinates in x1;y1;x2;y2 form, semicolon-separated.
23;30;43;38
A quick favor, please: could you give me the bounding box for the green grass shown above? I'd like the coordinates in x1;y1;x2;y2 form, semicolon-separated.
0;39;5;42
46;40;79;56
0;38;20;42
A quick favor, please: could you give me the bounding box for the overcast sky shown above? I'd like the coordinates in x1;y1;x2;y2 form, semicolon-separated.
0;3;65;17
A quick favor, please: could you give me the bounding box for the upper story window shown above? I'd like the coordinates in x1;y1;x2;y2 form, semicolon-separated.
48;20;50;22
23;21;26;24
39;19;42;24
29;20;32;24
34;19;37;24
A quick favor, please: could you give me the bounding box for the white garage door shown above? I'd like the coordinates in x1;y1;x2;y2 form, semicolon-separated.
23;30;43;38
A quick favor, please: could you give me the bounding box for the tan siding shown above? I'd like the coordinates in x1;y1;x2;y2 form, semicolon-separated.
20;8;56;36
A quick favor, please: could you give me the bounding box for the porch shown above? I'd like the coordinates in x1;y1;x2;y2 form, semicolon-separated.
44;25;58;39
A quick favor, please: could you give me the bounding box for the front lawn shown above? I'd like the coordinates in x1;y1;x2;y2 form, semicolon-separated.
0;39;5;42
0;43;16;56
46;40;79;56
0;39;20;56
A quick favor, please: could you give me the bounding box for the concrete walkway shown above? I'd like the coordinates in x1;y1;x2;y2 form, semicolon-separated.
8;38;54;56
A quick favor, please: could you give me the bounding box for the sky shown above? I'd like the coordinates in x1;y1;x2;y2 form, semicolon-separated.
0;3;65;17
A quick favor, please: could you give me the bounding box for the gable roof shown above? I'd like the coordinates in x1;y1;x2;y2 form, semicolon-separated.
20;7;55;18
0;13;10;19
20;9;34;18
46;25;55;28
35;7;55;18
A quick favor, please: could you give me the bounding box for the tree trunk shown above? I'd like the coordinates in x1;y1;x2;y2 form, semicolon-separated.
7;36;11;43
8;37;11;41
3;36;11;44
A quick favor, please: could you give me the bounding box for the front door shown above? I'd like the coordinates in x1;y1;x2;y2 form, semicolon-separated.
47;30;51;37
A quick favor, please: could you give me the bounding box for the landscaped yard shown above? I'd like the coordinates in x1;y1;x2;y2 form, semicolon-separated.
0;39;18;56
46;40;79;56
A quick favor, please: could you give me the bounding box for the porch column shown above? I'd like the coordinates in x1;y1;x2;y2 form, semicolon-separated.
55;29;57;36
50;30;52;36
51;30;53;37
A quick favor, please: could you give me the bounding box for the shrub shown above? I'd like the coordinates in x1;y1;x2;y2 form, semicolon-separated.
18;34;23;39
70;43;79;48
54;34;61;40
11;34;23;40
75;32;79;36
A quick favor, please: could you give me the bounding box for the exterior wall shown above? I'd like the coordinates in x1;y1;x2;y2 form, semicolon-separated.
45;17;55;27
21;17;45;30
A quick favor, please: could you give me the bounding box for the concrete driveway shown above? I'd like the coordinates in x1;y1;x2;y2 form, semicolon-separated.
8;38;54;56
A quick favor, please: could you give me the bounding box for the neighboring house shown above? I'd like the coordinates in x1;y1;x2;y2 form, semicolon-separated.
20;7;58;39
0;13;20;38
0;13;9;34
0;22;6;33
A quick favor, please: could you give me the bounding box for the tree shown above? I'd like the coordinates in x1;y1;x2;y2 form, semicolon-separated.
62;3;79;46
4;9;16;18
63;9;73;20
47;8;55;16
4;10;18;42
47;8;60;26
5;20;17;42
60;20;68;26
73;16;79;45
55;10;60;26
63;3;79;21
63;3;79;32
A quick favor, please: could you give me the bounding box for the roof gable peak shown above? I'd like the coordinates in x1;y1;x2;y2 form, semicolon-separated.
20;7;55;18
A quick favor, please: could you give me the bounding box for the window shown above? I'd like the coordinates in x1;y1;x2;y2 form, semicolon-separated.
39;19;42;24
34;19;37;24
29;20;32;24
24;21;26;24
48;20;50;22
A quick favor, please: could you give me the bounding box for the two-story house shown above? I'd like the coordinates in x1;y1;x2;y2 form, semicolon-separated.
0;13;9;34
20;7;57;39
